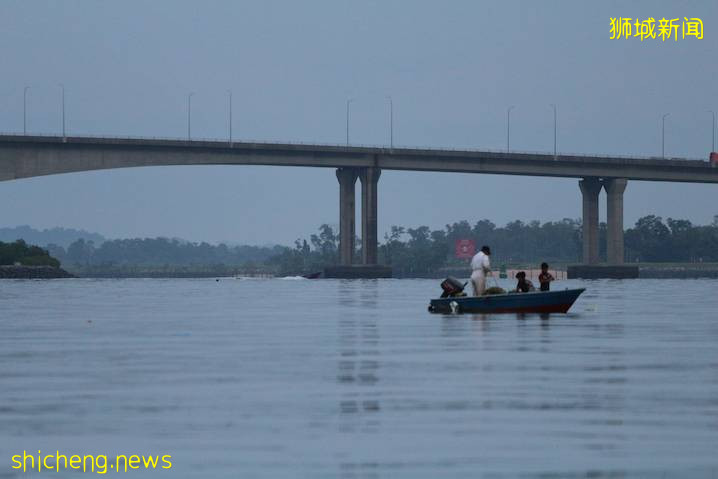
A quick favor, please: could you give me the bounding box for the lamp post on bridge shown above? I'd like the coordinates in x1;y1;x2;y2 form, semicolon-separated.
551;103;558;160
709;110;716;152
662;113;670;159
59;84;65;138
386;96;393;149
187;92;195;141
23;86;29;135
506;105;515;152
346;98;354;146
227;90;233;145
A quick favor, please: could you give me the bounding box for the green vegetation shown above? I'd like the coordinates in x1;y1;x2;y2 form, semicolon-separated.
10;214;717;277
47;237;285;276
266;218;583;276
381;219;582;276
264;224;341;274
269;215;718;276
0;240;61;267
625;215;718;262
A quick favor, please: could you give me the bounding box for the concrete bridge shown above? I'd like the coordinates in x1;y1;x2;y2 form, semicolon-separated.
1;134;717;273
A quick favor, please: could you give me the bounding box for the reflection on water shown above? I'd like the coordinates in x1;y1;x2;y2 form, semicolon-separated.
338;281;381;431
338;282;382;478
1;278;718;478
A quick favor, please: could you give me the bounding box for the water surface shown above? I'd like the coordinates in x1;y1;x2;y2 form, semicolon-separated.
1;278;717;478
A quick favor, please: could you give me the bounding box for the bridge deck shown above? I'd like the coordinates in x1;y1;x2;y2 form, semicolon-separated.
1;134;716;183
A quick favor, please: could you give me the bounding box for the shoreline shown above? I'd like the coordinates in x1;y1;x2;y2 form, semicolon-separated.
5;264;718;280
0;265;74;279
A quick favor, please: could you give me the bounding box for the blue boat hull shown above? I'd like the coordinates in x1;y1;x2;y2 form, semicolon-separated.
428;288;585;314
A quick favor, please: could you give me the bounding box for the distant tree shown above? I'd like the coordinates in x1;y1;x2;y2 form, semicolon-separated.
66;239;95;265
667;218;694;261
45;244;67;264
625;215;671;262
380;226;406;267
310;224;338;264
445;220;473;242
0;240;60;267
472;219;496;240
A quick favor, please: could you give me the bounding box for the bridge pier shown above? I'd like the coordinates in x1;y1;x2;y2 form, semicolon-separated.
326;166;391;278
579;177;602;265
336;168;358;265
570;177;637;278
604;178;627;264
360;167;381;265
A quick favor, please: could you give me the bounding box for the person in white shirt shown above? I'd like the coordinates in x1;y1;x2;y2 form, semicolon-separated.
470;245;492;296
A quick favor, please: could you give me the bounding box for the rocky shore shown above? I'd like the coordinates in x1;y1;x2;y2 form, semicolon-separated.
0;265;74;279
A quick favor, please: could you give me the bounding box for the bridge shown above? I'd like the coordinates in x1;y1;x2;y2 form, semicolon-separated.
1;134;717;274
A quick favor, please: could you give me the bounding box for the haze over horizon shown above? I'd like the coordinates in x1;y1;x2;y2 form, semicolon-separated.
1;0;716;245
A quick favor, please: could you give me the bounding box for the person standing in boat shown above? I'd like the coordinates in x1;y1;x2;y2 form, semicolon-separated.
470;245;492;296
538;262;555;291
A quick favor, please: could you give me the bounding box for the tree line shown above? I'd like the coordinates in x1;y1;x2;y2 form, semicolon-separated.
270;218;584;276
19;215;718;276
267;215;718;276
624;215;718;263
45;237;285;273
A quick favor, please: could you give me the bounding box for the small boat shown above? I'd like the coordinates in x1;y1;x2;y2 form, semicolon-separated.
301;271;322;279
428;288;586;314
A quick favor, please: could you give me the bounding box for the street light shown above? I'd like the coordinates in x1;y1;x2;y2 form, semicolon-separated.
386;96;393;149
187;92;195;140
23;86;29;135
662;113;670;159
227;90;233;145
551;103;558;160
346;98;354;146
507;105;515;152
709;110;716;152
59;84;65;138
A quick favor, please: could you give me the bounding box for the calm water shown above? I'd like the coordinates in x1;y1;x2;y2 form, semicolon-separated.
1;278;717;478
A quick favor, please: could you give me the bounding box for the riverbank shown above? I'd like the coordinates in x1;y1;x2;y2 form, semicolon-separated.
13;263;718;280
65;265;273;278
0;265;74;279
638;263;718;279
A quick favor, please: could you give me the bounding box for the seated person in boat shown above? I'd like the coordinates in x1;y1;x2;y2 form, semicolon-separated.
538;262;555;291
515;271;535;293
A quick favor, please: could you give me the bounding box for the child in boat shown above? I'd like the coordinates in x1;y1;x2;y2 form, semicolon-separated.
538;262;555;291
515;271;535;293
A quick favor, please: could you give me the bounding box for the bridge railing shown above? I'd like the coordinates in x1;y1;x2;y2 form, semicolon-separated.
0;130;708;163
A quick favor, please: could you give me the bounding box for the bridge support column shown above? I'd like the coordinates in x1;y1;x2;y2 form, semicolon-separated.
336;168;358;265
360;167;381;265
579;177;602;264
604;178;627;264
327;166;390;277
